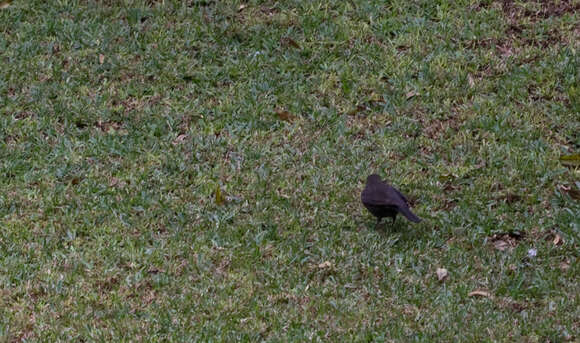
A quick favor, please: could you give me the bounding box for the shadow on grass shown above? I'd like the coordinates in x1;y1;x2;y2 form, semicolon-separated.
357;216;428;244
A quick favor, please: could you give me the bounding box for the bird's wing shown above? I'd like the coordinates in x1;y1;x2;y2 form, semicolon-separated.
363;185;406;207
393;187;409;205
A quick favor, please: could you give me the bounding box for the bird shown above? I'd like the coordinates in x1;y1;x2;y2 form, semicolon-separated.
361;174;421;227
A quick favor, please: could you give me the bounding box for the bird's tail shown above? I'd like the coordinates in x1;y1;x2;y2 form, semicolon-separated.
400;207;422;223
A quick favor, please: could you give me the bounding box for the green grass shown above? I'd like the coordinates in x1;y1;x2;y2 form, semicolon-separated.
1;0;579;341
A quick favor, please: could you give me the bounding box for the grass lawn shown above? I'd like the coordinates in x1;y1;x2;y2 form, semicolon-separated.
1;0;579;341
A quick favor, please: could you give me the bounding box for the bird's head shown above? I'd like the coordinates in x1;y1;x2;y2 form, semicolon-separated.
366;174;382;184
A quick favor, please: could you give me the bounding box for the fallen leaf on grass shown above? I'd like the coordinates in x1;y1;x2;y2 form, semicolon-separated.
280;36;300;49
559;184;571;192
215;186;225;205
0;0;12;9
172;134;188;145
558;184;580;200
275;108;297;122
544;231;564;246
238;4;247;12
559;153;580;166
493;239;509;251
559;261;570;271
405;90;418;100
99;53;105;64
109;177;127;188
468;290;491;297
497;43;513;57
436;268;448;281
490;231;523;251
109;177;119;187
468;74;475;88
318;261;332;269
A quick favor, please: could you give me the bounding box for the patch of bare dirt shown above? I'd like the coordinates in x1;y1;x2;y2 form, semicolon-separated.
421;113;463;140
501;0;578;47
468;0;578;55
346;111;392;139
236;5;294;27
500;0;580;21
434;194;458;211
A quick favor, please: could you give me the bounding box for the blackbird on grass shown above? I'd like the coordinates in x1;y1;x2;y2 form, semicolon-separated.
361;174;421;227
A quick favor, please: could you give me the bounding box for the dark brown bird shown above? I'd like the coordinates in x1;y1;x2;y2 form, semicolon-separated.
361;174;421;226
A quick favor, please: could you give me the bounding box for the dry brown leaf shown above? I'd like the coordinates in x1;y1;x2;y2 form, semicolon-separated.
0;0;12;9
405;90;418;99
280;36;300;49
109;177;120;187
493;240;509;251
559;184;580;200
318;261;332;269
99;54;105;64
559;261;570;271
545;231;564;246
275;108;297;122
559;184;571;191
172;134;188;145
468;290;491;297
436;268;449;281
468;74;475;88
109;177;126;188
497;43;513;57
238;4;247;12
